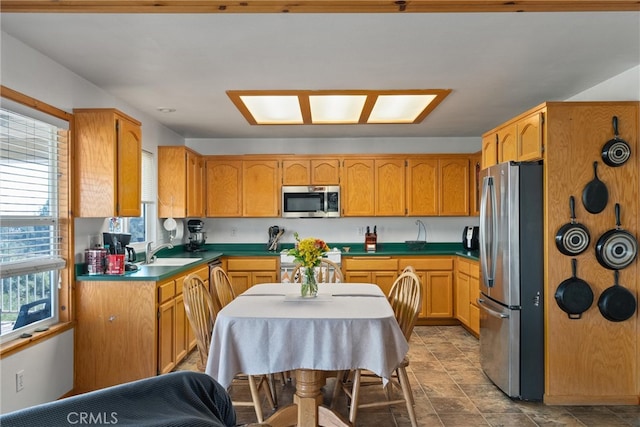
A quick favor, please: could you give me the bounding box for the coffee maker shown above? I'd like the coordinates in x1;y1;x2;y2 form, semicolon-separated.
103;232;137;271
186;219;206;252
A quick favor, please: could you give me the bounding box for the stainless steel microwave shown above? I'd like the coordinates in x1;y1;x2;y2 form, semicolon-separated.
282;186;340;218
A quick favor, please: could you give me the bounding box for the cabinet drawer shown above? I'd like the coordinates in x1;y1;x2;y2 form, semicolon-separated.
190;265;210;281
457;258;470;275
401;257;453;271
158;280;176;304
227;257;278;271
343;257;398;271
468;261;480;279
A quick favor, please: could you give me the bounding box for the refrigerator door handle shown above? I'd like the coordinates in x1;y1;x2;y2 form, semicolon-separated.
478;298;510;319
480;175;497;287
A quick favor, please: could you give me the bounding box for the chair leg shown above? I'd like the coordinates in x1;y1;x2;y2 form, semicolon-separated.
247;375;265;423
259;375;277;410
348;369;362;424
396;366;418;427
330;370;345;409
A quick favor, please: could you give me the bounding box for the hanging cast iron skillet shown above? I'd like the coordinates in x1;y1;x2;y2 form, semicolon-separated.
582;161;608;214
555;195;590;256
595;203;638;270
601;116;631;167
598;270;637;322
555;258;594;319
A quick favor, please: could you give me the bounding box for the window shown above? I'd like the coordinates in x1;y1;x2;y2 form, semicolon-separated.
0;106;68;340
111;150;155;244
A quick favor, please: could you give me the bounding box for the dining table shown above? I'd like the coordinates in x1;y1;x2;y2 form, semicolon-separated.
205;282;409;427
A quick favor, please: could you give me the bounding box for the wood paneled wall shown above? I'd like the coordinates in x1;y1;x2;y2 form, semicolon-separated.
544;102;639;405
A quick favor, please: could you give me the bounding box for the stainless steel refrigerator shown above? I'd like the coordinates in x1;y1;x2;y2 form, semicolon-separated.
478;161;544;401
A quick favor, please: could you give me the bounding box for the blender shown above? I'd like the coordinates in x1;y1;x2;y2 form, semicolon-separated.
186;219;206;252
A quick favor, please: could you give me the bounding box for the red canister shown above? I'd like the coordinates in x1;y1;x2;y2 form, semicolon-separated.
106;254;125;275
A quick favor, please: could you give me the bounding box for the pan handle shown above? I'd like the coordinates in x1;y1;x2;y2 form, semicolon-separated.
569;195;577;223
612;116;619;137
615;203;621;228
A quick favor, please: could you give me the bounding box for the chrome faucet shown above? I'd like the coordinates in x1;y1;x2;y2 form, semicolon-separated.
145;242;174;264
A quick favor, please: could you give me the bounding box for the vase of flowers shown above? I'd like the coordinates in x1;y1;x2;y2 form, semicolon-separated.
287;232;330;298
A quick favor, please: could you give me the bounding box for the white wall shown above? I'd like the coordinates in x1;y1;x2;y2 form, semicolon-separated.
0;330;74;414
566;65;640;101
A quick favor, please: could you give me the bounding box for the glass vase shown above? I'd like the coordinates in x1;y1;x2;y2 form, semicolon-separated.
300;267;318;298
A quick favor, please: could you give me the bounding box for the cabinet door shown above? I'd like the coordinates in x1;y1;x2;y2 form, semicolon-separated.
375;158;405;216
117;116;142;217
469;153;482;216
372;271;398;296
481;133;498;169
227;272;251;296
206;159;243;217
344;271;372;283
439;158;469;216
498;123;517;163
158;146;187;218
282;160;310;185
186;150;205;217
253;271;278;285
243;160;280;217
517;111;544;161
406;158;438;216
157;299;176;374
455;272;470;326
426;271;454;318
311;159;340;185
342;159;374;216
174;293;188;363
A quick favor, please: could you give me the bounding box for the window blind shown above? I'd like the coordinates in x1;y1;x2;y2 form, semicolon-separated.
0;108;67;278
141;150;154;203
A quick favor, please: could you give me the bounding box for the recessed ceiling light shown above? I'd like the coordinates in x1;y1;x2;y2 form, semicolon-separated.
227;89;451;125
157;107;176;113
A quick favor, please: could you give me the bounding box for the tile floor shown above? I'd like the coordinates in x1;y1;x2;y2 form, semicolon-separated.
175;325;640;426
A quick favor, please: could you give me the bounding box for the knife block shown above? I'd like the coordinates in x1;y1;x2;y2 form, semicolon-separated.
365;233;377;252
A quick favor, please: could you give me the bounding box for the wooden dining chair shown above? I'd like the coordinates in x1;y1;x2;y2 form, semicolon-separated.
333;270;422;427
291;258;344;283
183;273;276;423
210;266;237;313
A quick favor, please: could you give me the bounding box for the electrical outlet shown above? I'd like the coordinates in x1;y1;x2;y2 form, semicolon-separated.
231;227;237;237
16;370;24;392
357;227;364;235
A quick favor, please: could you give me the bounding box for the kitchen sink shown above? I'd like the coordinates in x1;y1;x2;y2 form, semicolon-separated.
142;258;200;267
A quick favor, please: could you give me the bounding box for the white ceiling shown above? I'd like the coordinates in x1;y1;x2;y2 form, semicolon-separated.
1;12;639;139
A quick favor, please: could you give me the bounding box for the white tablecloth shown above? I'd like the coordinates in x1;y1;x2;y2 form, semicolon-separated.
205;283;409;388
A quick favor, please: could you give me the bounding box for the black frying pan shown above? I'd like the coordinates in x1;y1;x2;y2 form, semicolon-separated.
555;195;590;256
582;161;608;214
555;258;594;319
601;116;631;167
598;270;637;322
595;203;638;270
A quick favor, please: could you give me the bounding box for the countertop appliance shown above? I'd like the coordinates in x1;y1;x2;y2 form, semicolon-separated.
479;161;544;401
462;226;479;250
282;185;340;218
185;219;206;252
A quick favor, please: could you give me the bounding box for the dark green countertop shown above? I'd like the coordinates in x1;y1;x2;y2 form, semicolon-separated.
76;242;478;281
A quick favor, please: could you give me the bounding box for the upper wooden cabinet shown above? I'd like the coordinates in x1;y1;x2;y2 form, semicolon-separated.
157;146;204;218
406;158;438;216
342;159;375;216
242;160;280;217
282;158;340;185
74;108;141;217
517;111;544;161
439;157;470;216
375;158;405;216
482;106;545;168
205;158;243;217
469;152;482;216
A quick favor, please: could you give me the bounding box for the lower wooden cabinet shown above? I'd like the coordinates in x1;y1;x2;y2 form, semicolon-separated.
343;256;399;295
76;263;208;393
456;256;480;336
225;256;278;295
399;257;454;321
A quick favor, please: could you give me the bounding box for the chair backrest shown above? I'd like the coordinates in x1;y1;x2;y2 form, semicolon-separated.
291;258;344;283
183;273;216;369
402;265;415;274
387;271;422;341
211;266;237;313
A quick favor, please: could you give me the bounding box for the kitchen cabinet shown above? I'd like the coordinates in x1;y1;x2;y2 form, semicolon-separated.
225;257;279;295
455;257;479;336
75;263;207;393
282;158;340;185
205;158;243;217
242;160;281;217
517;110;544;161
481;133;498;169
343;256;399;295
469;152;482;216
406;158;438;216
399;257;454;321
439;157;470;216
498;123;517;163
375;158;406;216
158;146;204;218
73;108;141;217
342;159;375;216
